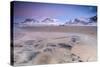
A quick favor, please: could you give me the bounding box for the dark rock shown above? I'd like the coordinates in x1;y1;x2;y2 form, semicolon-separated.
71;53;76;56
43;48;52;52
38;40;43;42
58;43;72;49
28;51;40;61
14;44;23;47
47;43;56;47
34;44;39;47
71;36;80;43
72;58;75;61
24;40;35;45
78;60;83;62
71;38;77;42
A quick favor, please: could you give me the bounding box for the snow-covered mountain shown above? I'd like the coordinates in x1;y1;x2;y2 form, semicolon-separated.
65;16;97;26
23;18;39;23
18;18;39;27
42;18;54;23
41;18;63;25
17;18;63;27
15;16;97;27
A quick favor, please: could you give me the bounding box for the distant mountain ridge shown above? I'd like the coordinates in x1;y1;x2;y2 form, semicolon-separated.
22;18;39;23
65;15;97;25
42;18;55;23
15;16;97;27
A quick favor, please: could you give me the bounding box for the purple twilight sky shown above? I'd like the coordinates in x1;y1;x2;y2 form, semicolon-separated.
12;1;97;23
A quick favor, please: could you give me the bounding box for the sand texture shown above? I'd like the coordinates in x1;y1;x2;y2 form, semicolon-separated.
13;26;97;66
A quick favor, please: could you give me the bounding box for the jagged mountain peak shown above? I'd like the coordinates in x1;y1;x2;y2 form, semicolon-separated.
42;18;55;23
22;18;39;23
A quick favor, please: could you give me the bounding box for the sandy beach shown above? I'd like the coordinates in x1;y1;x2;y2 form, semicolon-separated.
13;26;97;66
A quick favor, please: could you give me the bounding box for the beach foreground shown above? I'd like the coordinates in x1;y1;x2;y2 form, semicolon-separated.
13;26;97;66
